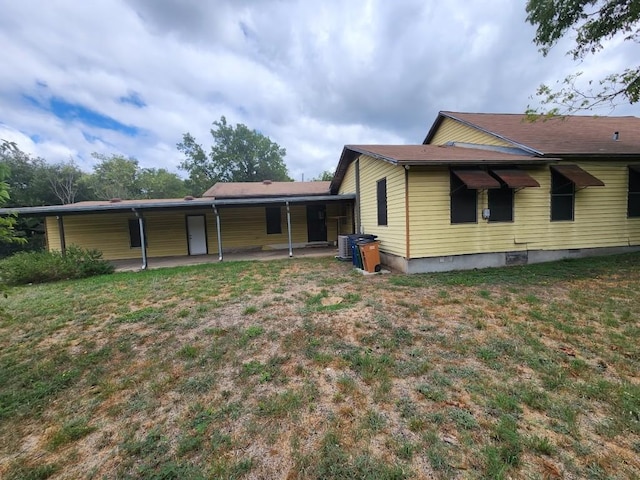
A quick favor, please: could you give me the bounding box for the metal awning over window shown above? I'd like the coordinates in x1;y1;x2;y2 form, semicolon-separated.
551;165;604;187
452;170;501;189
491;169;540;188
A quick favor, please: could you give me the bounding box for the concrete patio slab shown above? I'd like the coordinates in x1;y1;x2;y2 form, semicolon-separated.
111;246;338;272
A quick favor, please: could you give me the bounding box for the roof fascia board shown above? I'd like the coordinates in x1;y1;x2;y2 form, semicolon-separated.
345;146;399;166
422;112;445;144
330;146;399;194
329;147;358;194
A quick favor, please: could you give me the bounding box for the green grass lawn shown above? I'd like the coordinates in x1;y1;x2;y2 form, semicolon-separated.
1;253;639;479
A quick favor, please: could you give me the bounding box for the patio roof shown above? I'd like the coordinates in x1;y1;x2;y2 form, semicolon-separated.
0;194;354;217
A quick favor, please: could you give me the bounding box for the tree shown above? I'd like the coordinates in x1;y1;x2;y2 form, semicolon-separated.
312;170;334;181
0;140;26;246
178;116;291;195
0;147;56;207
138;168;187;199
88;153;140;200
45;159;89;205
526;0;640;114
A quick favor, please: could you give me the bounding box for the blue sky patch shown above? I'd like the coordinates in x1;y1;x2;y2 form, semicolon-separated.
23;94;140;137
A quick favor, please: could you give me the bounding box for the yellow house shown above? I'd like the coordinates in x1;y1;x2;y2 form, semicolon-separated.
3;111;640;273
1;181;354;269
330;112;640;273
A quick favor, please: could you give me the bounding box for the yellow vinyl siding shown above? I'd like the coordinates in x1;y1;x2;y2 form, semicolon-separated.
339;161;356;194
429;117;513;147
47;211;214;260
45;217;61;251
218;204;339;248
46;204;342;261
358;155;406;257
523;163;639;250
408;162;638;258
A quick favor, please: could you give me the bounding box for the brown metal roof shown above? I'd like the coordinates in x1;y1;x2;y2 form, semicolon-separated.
431;112;640;156
452;170;501;189
203;181;331;198
491;169;540;188
345;144;545;164
551;165;605;187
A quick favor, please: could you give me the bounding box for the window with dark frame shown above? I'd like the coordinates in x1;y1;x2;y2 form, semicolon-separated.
377;178;388;226
628;166;640;218
450;172;477;224
551;168;575;221
487;186;513;222
266;207;282;234
128;218;146;248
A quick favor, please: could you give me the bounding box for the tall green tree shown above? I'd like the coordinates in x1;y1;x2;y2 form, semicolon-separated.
0;147;56;207
0;141;26;246
526;0;640;114
178;116;291;195
138;168;188;199
88;153;140;200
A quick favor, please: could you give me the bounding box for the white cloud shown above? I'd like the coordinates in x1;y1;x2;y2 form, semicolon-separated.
0;0;637;183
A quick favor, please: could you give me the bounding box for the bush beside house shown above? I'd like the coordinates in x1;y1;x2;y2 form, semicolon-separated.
0;246;114;286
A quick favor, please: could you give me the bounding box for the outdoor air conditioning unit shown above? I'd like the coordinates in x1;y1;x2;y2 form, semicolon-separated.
337;235;351;260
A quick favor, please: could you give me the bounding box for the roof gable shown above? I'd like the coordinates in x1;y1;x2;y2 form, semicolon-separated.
426;111;640;156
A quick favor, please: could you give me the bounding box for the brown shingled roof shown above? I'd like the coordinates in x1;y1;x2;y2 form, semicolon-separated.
329;144;557;194
345;144;545;164
203;181;331;198
431;112;640;156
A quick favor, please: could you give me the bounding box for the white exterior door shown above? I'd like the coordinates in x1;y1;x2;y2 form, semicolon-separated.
187;215;207;255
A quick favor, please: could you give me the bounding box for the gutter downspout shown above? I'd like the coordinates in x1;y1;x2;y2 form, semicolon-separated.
134;209;147;270
355;158;361;233
213;205;223;261
405;167;410;260
286;201;293;257
56;215;66;256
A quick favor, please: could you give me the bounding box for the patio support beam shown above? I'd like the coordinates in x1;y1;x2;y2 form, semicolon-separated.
133;209;147;270
286;201;293;257
213;205;223;261
56;215;66;255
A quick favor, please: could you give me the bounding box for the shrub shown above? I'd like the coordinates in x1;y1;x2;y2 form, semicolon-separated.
0;246;114;285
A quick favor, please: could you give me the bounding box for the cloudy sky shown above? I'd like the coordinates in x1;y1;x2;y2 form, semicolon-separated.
0;0;637;181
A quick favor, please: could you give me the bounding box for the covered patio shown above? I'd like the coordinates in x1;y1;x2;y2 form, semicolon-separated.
110;245;339;271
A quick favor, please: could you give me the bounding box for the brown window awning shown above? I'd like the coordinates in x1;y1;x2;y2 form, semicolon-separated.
452;170;501;189
491;169;540;188
551;165;604;187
